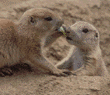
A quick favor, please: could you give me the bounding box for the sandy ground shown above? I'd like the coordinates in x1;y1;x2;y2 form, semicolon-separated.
0;0;110;95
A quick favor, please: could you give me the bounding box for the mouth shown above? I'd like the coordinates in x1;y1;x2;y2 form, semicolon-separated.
55;27;66;36
55;26;65;32
66;37;72;40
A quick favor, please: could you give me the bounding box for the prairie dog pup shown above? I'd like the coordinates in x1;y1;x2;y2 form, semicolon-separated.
56;21;109;76
0;8;70;76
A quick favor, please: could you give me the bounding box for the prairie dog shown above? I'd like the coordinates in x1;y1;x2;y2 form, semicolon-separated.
56;21;109;76
0;8;70;76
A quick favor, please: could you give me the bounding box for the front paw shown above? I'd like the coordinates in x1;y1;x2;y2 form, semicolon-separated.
0;66;13;77
49;69;75;77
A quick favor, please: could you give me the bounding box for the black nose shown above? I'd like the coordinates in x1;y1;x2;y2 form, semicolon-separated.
66;27;71;33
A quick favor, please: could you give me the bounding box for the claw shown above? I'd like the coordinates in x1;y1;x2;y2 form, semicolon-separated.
49;72;67;77
63;70;77;76
10;63;32;72
63;71;73;75
49;69;76;77
0;66;13;77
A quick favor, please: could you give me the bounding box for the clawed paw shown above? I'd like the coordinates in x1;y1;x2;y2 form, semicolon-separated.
0;66;13;77
63;70;76;76
49;69;76;77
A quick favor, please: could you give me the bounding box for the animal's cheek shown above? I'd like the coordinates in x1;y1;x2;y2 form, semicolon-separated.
84;38;95;46
38;21;53;31
72;31;82;39
35;20;43;27
43;21;53;28
50;19;60;27
42;26;48;31
74;34;81;40
45;24;53;31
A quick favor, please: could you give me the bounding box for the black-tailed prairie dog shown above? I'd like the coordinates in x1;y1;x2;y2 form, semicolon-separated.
56;21;109;76
0;8;70;76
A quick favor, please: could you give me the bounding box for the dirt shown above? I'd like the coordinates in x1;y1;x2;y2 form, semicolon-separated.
0;0;110;95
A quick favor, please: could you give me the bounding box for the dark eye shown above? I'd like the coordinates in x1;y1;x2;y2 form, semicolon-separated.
82;28;89;33
95;33;98;37
44;17;52;21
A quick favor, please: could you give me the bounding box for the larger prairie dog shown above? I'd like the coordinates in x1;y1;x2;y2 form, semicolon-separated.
56;21;109;76
0;8;70;76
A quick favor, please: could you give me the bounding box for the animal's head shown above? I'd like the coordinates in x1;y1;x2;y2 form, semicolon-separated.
18;8;63;38
66;21;99;50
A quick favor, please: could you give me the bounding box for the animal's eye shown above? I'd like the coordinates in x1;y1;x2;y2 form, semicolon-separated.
30;17;35;23
95;33;98;37
82;28;89;33
44;17;52;21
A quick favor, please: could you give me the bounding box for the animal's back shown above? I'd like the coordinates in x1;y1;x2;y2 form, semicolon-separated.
0;19;20;67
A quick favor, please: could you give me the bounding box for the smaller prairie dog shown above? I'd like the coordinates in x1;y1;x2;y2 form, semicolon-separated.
56;21;109;76
0;8;71;76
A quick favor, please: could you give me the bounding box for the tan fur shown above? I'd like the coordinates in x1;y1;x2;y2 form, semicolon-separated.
56;21;109;76
0;8;69;76
0;19;19;67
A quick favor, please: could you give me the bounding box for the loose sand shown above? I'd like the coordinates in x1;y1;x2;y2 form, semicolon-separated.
0;0;110;95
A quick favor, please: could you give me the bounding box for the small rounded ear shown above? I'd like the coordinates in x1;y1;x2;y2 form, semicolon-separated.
30;17;36;25
95;33;98;37
94;33;99;41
